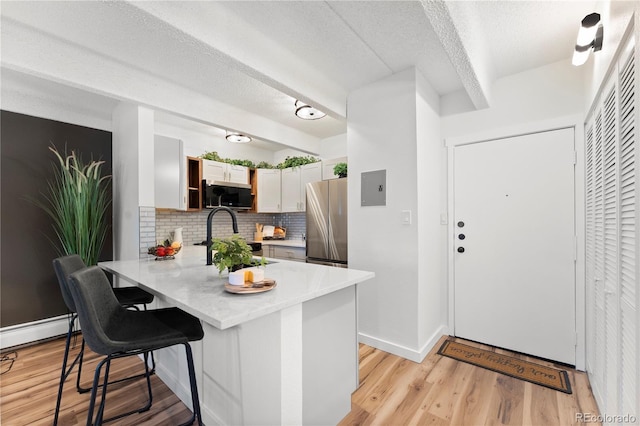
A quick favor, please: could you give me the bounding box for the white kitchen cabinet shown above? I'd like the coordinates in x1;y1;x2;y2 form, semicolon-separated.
281;162;322;212
227;164;250;184
281;167;301;212
256;168;281;212
202;159;249;185
300;162;322;209
154;135;186;210
322;156;347;180
154;136;202;211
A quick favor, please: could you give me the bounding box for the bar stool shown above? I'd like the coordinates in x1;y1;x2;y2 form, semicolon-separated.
52;255;155;425
67;265;203;425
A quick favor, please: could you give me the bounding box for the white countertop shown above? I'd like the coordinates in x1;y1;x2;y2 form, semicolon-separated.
99;246;373;330
256;239;306;248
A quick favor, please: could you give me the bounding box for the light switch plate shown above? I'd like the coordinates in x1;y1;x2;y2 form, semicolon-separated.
401;210;412;225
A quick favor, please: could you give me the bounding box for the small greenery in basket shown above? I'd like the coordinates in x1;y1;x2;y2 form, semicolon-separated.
333;162;347;178
277;155;320;169
256;161;275;169
225;158;256;168
200;151;224;162
210;234;265;274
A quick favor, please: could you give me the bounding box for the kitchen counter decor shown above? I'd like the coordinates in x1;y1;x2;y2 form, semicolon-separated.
224;279;277;294
148;242;181;260
99;246;374;426
210;234;265;273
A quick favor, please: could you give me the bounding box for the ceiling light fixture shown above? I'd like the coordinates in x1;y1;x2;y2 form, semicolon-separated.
294;100;326;120
225;131;251;143
572;12;603;66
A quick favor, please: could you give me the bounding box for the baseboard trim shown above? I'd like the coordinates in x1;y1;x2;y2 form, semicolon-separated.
0;315;72;350
154;362;193;411
358;326;447;363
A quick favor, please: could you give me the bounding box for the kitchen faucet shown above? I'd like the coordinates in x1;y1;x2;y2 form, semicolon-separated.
206;206;239;265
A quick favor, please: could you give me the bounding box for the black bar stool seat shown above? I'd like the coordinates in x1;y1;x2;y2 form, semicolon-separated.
113;286;155;307
68;265;203;426
52;255;156;425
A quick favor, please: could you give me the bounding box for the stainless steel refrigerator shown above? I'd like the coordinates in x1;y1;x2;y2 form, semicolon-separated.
306;178;348;267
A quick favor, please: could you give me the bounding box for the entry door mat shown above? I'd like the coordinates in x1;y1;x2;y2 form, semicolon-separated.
437;340;572;394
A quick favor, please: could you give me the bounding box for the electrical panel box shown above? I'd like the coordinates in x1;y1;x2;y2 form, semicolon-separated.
361;169;386;206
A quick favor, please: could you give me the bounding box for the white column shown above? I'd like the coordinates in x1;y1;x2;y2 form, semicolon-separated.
112;103;155;260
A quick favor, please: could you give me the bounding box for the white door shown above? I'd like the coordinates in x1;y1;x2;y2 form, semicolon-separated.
453;128;576;364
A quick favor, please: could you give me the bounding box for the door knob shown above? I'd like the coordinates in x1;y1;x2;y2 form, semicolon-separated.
457;221;465;228
458;234;466;240
457;247;465;253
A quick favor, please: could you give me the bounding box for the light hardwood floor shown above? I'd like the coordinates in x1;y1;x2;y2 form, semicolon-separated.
0;334;194;425
1;334;600;425
340;336;601;426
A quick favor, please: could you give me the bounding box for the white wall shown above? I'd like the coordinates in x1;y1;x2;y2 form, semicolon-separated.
155;121;276;165
442;59;586;140
319;133;347;159
348;67;445;362
415;70;448;351
0;67;115;131
112;103;155;261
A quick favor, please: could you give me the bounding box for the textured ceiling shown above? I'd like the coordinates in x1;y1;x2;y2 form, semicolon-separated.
1;1;600;151
475;1;597;78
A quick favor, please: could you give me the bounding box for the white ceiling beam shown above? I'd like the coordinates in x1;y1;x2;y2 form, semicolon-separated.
420;0;493;110
127;1;347;119
0;18;322;154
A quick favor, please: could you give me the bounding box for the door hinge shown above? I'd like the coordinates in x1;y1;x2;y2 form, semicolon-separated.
573;151;577;165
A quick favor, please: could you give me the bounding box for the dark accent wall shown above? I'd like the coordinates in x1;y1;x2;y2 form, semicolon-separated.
1;110;113;328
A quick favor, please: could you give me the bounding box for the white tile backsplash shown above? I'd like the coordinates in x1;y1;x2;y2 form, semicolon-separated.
155;210;306;246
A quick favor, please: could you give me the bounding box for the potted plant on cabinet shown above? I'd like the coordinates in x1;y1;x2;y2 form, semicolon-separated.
32;145;112;266
333;162;348;178
210;234;265;274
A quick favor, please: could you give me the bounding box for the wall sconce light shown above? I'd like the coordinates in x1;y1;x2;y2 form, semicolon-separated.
226;131;251;143
294;100;326;120
572;12;603;66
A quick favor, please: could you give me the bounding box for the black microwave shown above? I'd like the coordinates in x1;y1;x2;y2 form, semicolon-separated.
204;181;253;210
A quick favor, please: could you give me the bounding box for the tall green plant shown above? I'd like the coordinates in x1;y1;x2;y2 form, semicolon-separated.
35;145;112;266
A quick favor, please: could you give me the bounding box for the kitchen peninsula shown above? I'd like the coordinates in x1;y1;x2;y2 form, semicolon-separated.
99;246;374;425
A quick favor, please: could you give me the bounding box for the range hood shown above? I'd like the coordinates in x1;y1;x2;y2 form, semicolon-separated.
204;181;253;209
210;181;252;189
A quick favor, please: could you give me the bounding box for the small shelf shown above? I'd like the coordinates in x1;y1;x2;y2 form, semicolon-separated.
186;157;202;211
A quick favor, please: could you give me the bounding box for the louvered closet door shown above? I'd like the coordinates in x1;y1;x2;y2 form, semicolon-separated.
585;37;637;421
592;109;606;394
618;49;637;420
585;123;595;373
602;84;619;411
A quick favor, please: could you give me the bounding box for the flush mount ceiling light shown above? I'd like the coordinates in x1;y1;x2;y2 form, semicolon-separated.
225;131;251;143
294;100;326;120
572;12;604;66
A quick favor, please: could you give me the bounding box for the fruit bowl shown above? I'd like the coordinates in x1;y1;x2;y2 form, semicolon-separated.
148;243;182;260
